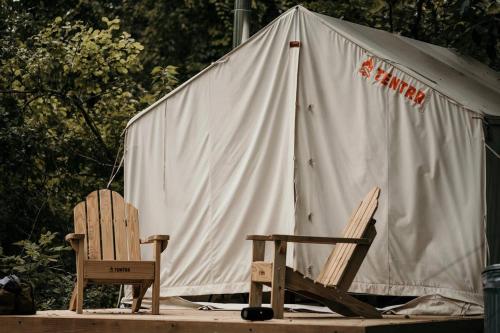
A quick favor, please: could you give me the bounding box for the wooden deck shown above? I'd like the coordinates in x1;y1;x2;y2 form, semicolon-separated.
0;308;483;333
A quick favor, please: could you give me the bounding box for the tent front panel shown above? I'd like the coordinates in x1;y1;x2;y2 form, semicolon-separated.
125;10;299;296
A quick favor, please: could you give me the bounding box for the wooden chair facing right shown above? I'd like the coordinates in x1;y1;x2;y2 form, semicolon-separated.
247;187;382;319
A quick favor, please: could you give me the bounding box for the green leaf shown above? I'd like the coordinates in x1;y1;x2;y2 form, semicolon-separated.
487;3;500;15
369;0;386;14
132;42;144;50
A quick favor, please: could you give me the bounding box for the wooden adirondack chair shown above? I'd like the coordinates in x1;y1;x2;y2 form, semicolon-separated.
247;187;382;319
65;189;169;315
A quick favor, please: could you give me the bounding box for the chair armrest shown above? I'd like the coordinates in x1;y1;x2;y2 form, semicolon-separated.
140;235;170;244
246;234;370;245
141;235;169;253
246;235;271;241
65;233;85;242
65;233;85;253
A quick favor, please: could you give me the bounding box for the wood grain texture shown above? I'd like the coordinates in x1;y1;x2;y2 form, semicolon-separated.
68;286;77;311
76;239;84;314
329;188;379;286
248;235;370;244
112;191;128;260
99;190;115;260
0;309;483;333
143;235;170;243
152;240;162;315
246;188;382;319
73;202;87;257
126;203;141;261
68;190;167;315
132;281;152;313
336;222;377;292
85;191;101;260
271;240;287;319
317;187;380;286
68;281;87;312
251;261;273;283
315;200;361;284
249;240;265;307
285;267;381;318
84;260;155;280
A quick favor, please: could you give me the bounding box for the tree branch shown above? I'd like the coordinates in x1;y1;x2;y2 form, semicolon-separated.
2;87;115;162
77;153;114;167
70;97;114;162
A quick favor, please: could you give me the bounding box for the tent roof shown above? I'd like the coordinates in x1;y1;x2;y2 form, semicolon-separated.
310;10;500;116
128;5;500;127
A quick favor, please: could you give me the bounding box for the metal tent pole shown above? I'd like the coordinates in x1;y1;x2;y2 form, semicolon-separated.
233;0;251;48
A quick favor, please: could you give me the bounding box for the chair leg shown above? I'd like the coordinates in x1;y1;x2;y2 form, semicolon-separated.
70;281;88;312
75;240;84;314
152;240;162;315
249;240;265;307
132;282;151;312
152;277;160;315
76;282;83;314
249;281;263;307
271;240;287;319
69;284;77;311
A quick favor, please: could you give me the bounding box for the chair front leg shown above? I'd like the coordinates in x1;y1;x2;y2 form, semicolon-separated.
249;240;265;307
271;240;287;319
72;239;85;314
152;239;166;315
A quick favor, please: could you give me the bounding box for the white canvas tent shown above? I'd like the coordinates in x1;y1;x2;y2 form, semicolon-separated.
124;6;500;307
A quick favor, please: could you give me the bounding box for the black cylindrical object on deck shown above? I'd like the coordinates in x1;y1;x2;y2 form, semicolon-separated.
483;264;500;333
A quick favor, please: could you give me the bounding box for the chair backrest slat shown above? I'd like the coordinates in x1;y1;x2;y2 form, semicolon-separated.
86;191;101;260
316;187;380;287
99;189;115;260
315;200;362;284
112;191;128;260
73;190;141;261
126;203;141;261
329;193;374;285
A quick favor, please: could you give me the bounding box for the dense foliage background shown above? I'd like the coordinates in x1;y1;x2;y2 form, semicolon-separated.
0;0;498;309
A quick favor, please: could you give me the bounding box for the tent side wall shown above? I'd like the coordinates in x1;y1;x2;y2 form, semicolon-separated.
294;8;485;305
485;116;500;264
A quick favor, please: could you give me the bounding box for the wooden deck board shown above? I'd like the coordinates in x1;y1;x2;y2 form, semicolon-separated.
0;308;483;333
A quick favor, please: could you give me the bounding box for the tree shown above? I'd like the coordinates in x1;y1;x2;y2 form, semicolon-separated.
0;11;177;251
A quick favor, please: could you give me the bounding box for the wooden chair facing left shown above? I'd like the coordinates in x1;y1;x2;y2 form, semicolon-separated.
65;189;169;315
247;187;382;319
